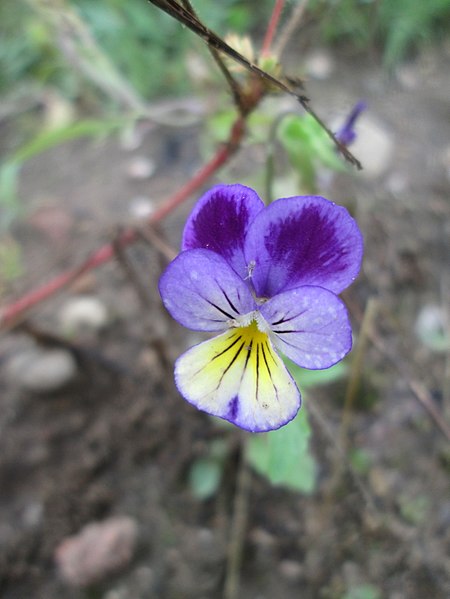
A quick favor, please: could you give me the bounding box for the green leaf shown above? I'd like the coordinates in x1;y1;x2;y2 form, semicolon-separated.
189;457;223;500
349;448;373;475
0;162;21;229
342;584;382;599
188;439;228;500
0;237;24;281
246;408;316;493
398;494;430;526
10;118;128;164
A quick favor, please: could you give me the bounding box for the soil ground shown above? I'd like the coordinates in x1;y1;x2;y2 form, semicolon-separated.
1;46;450;599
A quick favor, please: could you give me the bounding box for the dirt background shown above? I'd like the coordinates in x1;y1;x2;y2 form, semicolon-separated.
1;44;450;599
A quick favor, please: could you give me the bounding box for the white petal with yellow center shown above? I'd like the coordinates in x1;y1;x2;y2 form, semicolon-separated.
175;321;301;432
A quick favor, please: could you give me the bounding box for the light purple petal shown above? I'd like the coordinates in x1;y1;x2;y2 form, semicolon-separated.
182;184;265;280
260;286;352;369
244;196;363;298
159;249;256;332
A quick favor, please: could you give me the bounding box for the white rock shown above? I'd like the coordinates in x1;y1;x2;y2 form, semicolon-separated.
129;196;155;219
305;50;334;80
55;516;138;587
126;156;155;180
5;348;77;393
350;115;394;178
59;296;109;333
415;304;449;352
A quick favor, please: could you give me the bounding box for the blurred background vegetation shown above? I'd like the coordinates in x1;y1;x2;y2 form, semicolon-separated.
1;0;449;234
1;0;450;108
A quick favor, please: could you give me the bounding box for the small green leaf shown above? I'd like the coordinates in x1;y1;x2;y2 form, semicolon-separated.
189;457;223;500
349;448;373;475
246;408;316;493
0;162;20;229
398;494;430;526
0;237;24;281
342;584;382;599
11;118;128;164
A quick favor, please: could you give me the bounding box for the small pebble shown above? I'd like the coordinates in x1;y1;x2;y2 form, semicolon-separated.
305;50;334;80
5;347;77;393
350;115;394;178
415;304;448;352
55;516;138;587
59;296;109;333
126;156;155;180
129;196;155;219
279;559;303;581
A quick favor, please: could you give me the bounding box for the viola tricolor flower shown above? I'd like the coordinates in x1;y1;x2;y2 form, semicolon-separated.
159;184;363;432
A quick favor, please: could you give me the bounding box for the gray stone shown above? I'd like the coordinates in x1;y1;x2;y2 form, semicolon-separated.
305;50;334;80
59;296;109;333
129;196;155;219
5;347;77;393
415;304;448;352
350;115;394;178
126;156;155;180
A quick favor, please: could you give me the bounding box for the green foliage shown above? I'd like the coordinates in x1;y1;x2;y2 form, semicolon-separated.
378;0;450;68
311;0;450;68
0;1;70;95
188;439;228;500
0;237;24;283
246;408;316;493
0;0;273;103
277;113;345;193
349;448;373;475
244;360;348;493
342;584;382;599
398;494;430;525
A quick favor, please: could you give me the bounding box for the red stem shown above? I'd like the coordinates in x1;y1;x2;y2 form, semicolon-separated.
0;118;245;330
261;0;285;56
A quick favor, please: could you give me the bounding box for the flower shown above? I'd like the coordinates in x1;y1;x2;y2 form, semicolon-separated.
336;100;367;147
159;184;363;432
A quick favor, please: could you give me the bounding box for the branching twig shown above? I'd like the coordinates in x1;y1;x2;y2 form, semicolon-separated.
147;0;362;167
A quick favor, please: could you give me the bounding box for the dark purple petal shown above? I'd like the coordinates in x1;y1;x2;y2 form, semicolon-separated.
244;196;363;298
182;184;264;280
159;249;256;331
336;101;367;146
260;286;352;369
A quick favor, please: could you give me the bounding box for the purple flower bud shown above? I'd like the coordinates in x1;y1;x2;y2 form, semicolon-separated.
336;100;367;146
